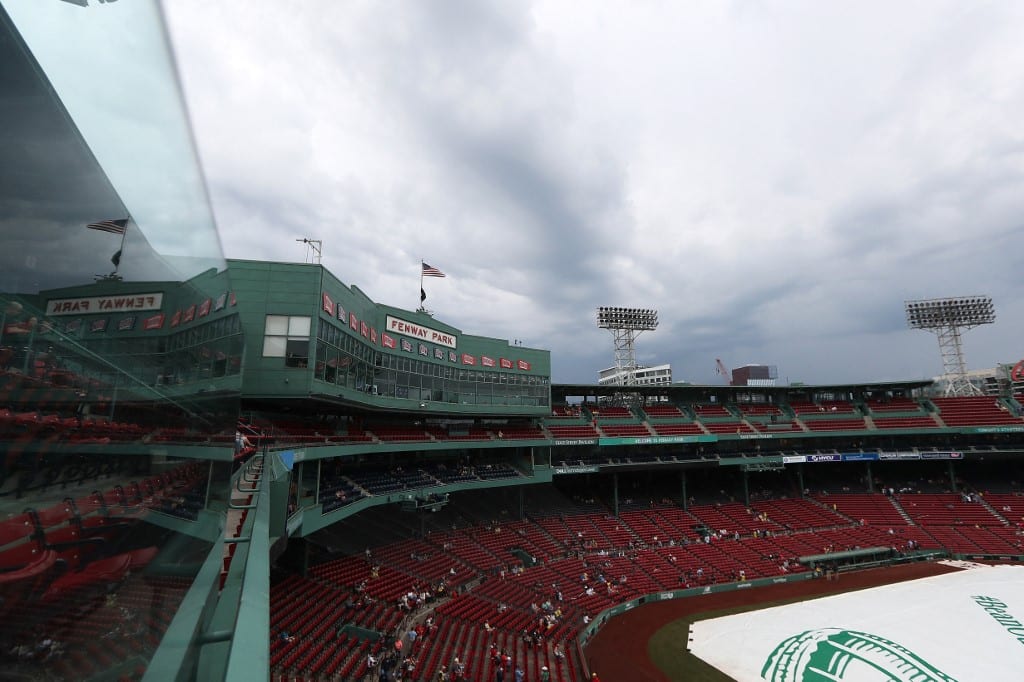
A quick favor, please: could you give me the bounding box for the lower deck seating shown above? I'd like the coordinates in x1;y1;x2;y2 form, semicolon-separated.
898;493;1003;526
271;490;1024;682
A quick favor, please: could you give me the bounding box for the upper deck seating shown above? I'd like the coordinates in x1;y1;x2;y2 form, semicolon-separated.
802;418;866;432
598;423;651;437
700;421;756;435
495;425;546;440
736;404;782;417
789;400;856;416
591;406;632;418
641;404;685;418
651;422;705;436
872;416;938;429
931;396;1024;427
545;424;600;439
751;420;804;433
864;397;923;413
692;403;731;418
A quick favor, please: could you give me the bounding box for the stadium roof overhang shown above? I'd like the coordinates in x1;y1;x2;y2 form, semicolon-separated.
551;379;934;403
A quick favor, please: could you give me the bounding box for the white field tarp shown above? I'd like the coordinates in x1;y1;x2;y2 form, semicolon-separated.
689;564;1024;682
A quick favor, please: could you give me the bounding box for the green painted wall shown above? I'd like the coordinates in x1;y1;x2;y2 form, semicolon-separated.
229;260;321;397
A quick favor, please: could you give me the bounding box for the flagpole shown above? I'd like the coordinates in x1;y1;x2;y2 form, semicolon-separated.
114;218;129;276
419;260;424;311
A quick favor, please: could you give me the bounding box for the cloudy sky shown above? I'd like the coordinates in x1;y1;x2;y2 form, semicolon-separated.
163;1;1024;385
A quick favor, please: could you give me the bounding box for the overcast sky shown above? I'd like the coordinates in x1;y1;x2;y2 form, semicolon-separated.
163;1;1024;386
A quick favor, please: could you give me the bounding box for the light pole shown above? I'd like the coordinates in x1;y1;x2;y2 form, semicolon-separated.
905;296;995;396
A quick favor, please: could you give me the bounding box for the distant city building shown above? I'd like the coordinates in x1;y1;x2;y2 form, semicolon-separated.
929;363;1023;397
731;364;778;387
598;363;673;387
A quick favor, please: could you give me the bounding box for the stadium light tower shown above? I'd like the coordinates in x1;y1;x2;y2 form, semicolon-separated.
905;296;995;396
596;307;659;386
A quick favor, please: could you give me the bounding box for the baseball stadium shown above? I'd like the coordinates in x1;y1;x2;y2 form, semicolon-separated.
3;3;1024;682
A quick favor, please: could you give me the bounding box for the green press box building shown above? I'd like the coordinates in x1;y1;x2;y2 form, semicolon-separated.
34;260;551;415
227;259;550;414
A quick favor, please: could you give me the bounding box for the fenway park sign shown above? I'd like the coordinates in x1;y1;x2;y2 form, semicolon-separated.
46;293;163;316
385;315;457;349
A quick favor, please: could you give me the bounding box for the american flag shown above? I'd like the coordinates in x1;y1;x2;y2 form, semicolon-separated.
422;262;445;278
86;218;128;235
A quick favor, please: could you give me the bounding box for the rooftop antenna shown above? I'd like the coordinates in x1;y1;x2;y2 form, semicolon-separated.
297;238;322;264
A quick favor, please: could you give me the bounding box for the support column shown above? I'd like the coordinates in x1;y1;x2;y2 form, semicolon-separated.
948;460;958;493
742;469;750;507
796;464;805;497
613;473;619;518
519;486;525;520
865;462;874;493
681;470;688;510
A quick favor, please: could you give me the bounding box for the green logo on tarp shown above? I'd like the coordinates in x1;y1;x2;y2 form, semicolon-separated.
761;628;957;681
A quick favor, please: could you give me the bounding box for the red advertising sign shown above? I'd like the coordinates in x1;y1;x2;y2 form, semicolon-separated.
143;313;165;330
